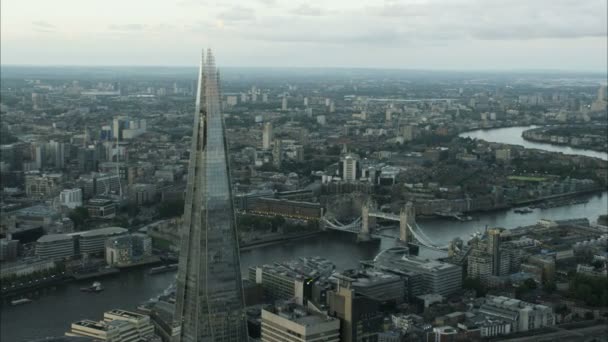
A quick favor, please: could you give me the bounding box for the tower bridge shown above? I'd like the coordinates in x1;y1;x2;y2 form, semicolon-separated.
322;200;449;252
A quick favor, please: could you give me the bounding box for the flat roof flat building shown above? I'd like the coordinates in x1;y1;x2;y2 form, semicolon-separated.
70;227;128;256
249;257;335;304
373;248;462;296
36;234;75;260
261;302;340;342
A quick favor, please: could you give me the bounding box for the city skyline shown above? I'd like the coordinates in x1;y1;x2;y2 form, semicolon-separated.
1;0;607;71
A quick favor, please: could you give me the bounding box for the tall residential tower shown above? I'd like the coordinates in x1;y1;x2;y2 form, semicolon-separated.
174;49;248;341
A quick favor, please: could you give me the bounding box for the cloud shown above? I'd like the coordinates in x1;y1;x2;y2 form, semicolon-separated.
108;24;147;31
257;0;276;5
290;4;323;16
32;21;56;32
32;21;55;29
218;6;256;22
362;0;607;41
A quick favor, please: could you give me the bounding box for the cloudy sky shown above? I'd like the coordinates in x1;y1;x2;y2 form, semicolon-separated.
1;0;607;71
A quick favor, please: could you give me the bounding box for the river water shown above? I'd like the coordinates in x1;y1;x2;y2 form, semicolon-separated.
3;126;608;341
459;126;608;160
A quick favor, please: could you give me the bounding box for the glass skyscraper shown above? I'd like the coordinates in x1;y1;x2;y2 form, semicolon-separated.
174;49;248;341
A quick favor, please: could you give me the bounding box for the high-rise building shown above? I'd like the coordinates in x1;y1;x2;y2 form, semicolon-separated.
327;284;384;342
272;139;282;168
487;228;503;276
282;96;288;111
263;122;273;150
48;140;66;169
341;154;359;182
174;49;248;341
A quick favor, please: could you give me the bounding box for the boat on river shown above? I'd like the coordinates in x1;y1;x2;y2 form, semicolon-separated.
11;298;32;306
80;281;104;293
514;208;533;214
148;264;178;275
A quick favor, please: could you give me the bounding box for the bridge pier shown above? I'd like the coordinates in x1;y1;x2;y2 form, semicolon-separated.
360;199;375;242
399;202;415;244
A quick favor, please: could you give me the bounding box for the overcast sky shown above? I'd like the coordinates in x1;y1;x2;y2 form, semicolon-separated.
1;0;607;71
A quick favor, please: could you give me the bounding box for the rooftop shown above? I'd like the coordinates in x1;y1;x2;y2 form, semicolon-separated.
264;302;337;327
69;227;127;238
252;256;335;281
37;234;73;243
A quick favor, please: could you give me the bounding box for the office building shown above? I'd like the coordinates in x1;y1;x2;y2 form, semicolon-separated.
66;320;121;341
25;172;63;199
81;173;121;198
327;284;383;342
78;146;100;173
334;269;405;303
73;227;128;256
249;257;335;304
261;302;340;342
0;238;19;261
487;228;503;276
36;234;75;260
340;154;359;182
105;233;152;267
48;140;66;169
60;188;83;209
86;198;116;219
103;309;156;341
263;122;273;150
479;296;554;332
373;251;462;296
400;125;417;142
272;139;282;168
173;50;248;341
66;309;158;342
282;96;288;110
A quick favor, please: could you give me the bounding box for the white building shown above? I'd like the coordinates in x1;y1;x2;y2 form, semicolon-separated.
60;188;83;209
263;122;273;150
261;303;340;342
66;309;158;342
479;295;554;332
36;234;75;260
103;309;156;340
341;154;359;182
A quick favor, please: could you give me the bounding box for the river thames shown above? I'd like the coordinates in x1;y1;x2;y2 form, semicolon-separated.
459;126;608;160
2;126;607;341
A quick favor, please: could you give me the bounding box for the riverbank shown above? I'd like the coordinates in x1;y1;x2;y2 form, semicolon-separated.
522;126;608;153
459;126;608;160
240;231;323;251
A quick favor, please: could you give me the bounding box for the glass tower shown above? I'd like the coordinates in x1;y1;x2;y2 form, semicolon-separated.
174;49;248;341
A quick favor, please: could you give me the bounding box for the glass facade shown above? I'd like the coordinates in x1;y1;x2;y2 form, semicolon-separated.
174;49;248;342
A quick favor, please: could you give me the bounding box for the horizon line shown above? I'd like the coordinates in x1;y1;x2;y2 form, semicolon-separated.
1;63;607;74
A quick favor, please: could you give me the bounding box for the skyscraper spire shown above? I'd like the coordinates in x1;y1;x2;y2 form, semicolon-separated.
174;49;248;341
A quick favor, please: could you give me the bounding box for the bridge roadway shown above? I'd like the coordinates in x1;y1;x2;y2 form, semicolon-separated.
321;216;448;251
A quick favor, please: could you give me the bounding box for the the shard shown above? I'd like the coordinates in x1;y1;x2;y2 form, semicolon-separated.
174;49;248;341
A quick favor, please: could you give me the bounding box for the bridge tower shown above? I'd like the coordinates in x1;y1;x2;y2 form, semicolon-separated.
359;199;375;242
399;201;415;243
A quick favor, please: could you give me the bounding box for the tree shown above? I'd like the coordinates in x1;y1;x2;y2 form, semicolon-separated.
523;278;538;290
158;199;185;219
543;281;557;294
68;207;90;230
463;277;487;297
